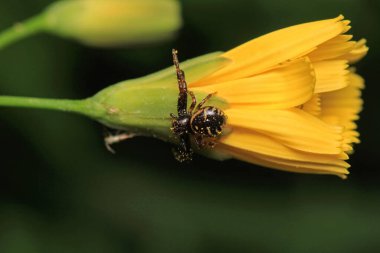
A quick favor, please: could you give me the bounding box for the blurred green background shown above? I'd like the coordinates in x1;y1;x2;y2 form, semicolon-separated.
1;0;379;252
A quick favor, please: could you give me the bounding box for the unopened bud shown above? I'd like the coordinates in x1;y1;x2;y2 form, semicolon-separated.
43;0;182;47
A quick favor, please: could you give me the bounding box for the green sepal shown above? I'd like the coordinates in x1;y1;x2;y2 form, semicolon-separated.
89;52;230;142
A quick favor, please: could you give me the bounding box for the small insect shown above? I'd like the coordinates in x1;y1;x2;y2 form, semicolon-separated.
170;49;226;162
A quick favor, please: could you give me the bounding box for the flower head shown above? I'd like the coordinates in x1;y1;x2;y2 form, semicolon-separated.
189;15;367;178
90;15;367;178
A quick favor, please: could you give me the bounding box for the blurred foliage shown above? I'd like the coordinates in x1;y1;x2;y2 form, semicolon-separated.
0;0;380;252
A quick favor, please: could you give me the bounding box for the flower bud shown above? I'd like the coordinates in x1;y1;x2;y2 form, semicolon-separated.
86;16;368;178
42;0;182;47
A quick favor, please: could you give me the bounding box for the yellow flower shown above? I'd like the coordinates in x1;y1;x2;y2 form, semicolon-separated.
42;15;365;179
187;15;367;178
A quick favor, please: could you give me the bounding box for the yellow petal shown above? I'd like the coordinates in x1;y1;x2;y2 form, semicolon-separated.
337;38;369;64
349;70;365;88
319;71;363;150
197;15;350;84
301;94;321;116
219;147;349;178
225;107;344;154
313;60;349;93
318;74;362;156
344;130;360;144
218;128;348;163
320;72;363;128
193;58;315;109
308;35;356;62
217;132;349;178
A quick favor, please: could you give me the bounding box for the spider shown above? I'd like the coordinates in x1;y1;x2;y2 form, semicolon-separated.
170;49;226;162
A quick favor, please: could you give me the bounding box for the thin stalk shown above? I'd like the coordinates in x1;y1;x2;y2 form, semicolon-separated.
0;96;105;119
0;14;46;50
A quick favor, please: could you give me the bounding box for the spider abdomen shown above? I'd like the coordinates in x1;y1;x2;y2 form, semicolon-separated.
190;106;226;137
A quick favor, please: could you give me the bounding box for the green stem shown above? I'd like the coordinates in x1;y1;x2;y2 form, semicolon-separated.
0;14;46;50
0;95;105;119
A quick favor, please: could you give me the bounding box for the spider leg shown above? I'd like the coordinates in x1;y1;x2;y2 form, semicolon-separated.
196;92;217;110
173;134;193;162
188;91;197;114
172;49;188;117
104;131;136;154
206;139;216;148
177;92;188;117
194;135;205;149
172;49;187;94
194;135;216;149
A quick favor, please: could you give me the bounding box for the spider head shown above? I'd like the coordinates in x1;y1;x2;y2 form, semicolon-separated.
171;116;190;136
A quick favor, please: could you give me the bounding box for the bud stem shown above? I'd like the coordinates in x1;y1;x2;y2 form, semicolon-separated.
0;14;46;50
0;95;105;119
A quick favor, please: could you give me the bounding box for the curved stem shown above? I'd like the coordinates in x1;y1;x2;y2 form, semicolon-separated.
0;14;46;50
0;95;105;119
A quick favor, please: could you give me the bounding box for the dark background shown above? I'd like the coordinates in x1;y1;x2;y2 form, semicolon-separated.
0;0;379;252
